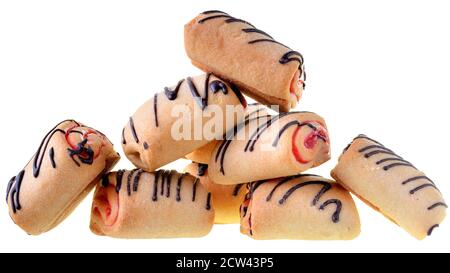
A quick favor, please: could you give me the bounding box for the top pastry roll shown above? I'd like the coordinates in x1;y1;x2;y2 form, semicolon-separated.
185;10;305;112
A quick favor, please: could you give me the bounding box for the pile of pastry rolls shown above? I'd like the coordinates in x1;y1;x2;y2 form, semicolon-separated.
6;10;446;240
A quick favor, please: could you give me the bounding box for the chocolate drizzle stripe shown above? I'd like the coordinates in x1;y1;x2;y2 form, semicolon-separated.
101;174;109;187
278;181;331;205
192;178;199;201
187;76;208;110
132;169;144;192
166;170;174;198
206;192;212;210
152;171;159;201
8;170;25;213
160;170;170;196
358;145;393;153
232;184;244;197
153;93;159;127
198;14;233;24
382;162;416;171
409;183;439;194
427;224;439;236
229;82;247;107
241;28;273;39
115;169;125;193
248;38;289;48
6;176;15;202
49;147;56;168
201;10;229;15
129;117;139;143
427;202;447;210
363;150;397;158
279;51;304;65
224;18;255;28
319;199;342;223
126;169;138;196
164;79;185;100
121;128;126;145
197;163;208;177
402;176;434;185
176;174;185;202
375;157;412;165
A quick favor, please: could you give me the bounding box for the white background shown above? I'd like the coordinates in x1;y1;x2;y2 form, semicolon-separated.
1;0;449;253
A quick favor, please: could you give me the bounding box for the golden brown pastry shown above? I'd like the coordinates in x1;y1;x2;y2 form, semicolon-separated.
240;174;360;240
185;103;268;164
122;73;246;172
185;162;246;224
90;169;214;238
6;119;120;235
185;10;306;111
208;111;330;184
331;134;447;240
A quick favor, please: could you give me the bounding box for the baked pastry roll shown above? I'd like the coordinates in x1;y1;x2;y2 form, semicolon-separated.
331;135;447;240
185;103;268;164
122;73;246;172
185;10;305;112
185;162;247;224
90;169;214;238
208;111;330;184
240;174;360;240
6;119;120;235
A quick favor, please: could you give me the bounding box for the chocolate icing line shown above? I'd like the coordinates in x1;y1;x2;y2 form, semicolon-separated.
192;178;199;202
382;162;416;171
128;117;139;143
121;128;126;145
132;169;144;192
153;93;159;127
401;176;435;185
225;18;255;28
409;183;439;195
427;202;447;210
427;224;439;236
232;184;244;197
197;163;208;177
201;10;229;15
241;28;273;39
115;169;125;193
206;192;212;210
319;199;342;223
176;173;186;202
164;79;185;100
49;147;56;168
7;170;25;213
